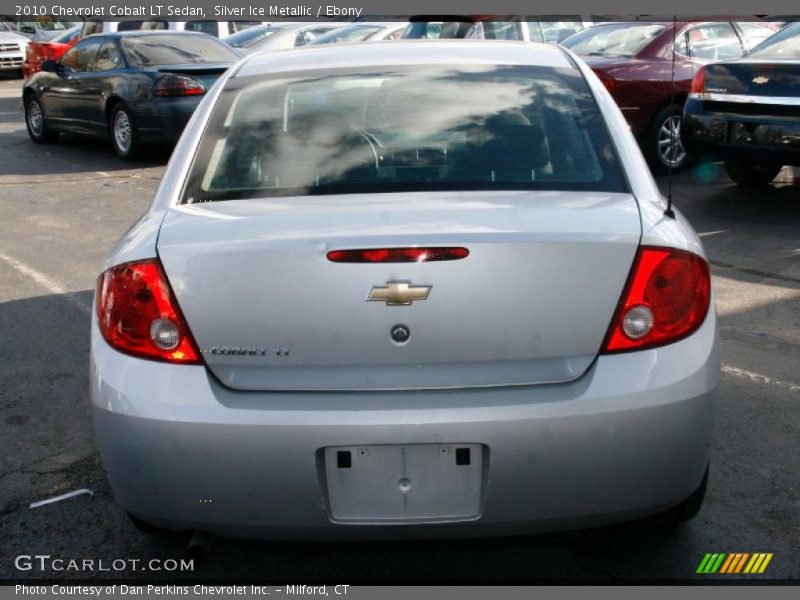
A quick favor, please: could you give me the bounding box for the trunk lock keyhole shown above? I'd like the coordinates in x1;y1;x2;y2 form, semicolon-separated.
391;324;410;344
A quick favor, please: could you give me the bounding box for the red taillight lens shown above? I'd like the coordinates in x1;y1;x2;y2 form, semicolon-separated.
690;66;706;94
602;246;711;353
153;75;205;97
327;247;469;263
96;259;201;364
595;70;617;94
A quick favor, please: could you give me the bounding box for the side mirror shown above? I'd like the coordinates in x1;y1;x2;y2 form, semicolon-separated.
20;25;35;34
41;60;59;73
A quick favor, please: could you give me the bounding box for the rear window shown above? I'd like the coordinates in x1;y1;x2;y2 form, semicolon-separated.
121;34;240;66
561;23;665;57
748;22;800;59
312;25;384;45
182;65;626;203
225;25;284;49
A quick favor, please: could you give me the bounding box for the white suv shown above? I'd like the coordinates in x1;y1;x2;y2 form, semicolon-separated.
0;21;28;76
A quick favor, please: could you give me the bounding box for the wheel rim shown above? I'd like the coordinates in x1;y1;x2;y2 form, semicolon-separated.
657;115;687;168
113;110;132;153
28;100;43;136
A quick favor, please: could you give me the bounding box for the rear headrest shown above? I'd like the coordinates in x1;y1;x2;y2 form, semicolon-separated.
466;113;550;171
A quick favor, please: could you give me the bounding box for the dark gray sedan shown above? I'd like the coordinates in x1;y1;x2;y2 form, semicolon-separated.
22;31;240;159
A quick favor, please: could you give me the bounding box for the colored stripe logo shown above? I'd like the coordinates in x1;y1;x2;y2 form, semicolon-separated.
697;553;773;574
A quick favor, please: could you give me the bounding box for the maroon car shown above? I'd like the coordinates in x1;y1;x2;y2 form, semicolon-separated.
561;20;777;172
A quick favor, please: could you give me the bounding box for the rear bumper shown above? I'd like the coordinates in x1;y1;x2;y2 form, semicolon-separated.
682;97;800;166
91;305;719;540
131;97;203;145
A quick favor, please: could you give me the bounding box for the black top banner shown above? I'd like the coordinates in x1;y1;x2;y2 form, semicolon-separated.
1;0;799;21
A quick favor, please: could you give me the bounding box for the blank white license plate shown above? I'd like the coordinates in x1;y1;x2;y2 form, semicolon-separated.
324;444;483;522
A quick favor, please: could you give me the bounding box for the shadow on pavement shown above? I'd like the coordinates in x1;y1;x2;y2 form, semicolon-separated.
0;95;171;176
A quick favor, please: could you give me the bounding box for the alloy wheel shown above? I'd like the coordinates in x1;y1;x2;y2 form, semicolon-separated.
27;100;44;137
114;110;132;154
657;115;687;169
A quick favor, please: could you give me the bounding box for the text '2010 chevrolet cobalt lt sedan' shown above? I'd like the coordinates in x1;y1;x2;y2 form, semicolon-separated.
91;41;719;540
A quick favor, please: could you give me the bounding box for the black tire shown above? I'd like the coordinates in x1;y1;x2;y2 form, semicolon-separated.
649;466;709;528
109;103;142;160
724;160;782;187
24;95;59;143
644;104;690;174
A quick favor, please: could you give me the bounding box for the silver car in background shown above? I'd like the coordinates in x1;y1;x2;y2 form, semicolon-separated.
310;22;409;45
0;21;29;75
224;22;342;54
91;41;719;540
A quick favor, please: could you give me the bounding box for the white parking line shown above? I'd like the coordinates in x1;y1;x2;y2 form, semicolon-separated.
722;365;800;393
0;252;91;314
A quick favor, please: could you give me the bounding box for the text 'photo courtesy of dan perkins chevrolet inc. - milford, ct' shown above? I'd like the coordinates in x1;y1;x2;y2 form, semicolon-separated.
36;3;364;18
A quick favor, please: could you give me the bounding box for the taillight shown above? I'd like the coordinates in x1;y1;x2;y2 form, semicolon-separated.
327;247;469;263
602;246;711;353
96;259;201;364
153;75;205;97
690;66;706;94
595;70;617;94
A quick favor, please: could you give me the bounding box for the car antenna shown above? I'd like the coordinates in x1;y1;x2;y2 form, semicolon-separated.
664;14;677;219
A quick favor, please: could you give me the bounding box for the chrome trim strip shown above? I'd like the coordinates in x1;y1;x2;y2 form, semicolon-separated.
689;92;800;106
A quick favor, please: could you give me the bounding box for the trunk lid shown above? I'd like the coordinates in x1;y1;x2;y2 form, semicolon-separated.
154;62;232;89
705;61;800;98
157;191;641;391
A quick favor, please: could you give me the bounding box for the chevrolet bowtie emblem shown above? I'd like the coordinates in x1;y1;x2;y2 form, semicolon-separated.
367;281;432;306
752;76;769;85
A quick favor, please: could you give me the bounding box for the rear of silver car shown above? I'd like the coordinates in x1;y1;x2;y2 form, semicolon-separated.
90;43;718;539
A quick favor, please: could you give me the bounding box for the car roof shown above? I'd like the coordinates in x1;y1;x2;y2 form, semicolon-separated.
236;40;574;77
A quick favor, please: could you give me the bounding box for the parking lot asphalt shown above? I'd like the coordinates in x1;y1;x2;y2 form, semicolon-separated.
0;72;798;582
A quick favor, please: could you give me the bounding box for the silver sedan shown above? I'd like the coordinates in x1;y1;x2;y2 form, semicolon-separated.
224;22;342;54
91;41;719;540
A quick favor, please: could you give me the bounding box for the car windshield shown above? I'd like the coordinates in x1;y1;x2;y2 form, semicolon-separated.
561;23;666;57
747;22;800;59
121;34;240;66
312;25;384;44
226;25;286;48
182;65;626;203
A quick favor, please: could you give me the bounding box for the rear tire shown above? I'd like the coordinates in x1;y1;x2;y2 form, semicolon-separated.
109;103;142;160
724;160;782;187
649;466;709;528
644;105;690;174
24;95;58;143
